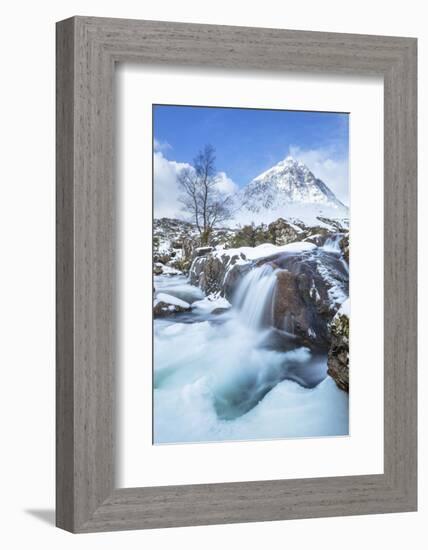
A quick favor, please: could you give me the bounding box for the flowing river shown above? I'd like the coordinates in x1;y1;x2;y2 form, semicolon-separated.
153;244;349;444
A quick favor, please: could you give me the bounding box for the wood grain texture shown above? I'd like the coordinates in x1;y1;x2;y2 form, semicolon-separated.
56;16;417;533
56;18;75;532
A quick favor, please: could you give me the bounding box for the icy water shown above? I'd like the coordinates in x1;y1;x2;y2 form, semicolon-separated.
153;251;349;445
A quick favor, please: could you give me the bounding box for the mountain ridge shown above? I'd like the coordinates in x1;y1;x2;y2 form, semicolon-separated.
241;155;347;214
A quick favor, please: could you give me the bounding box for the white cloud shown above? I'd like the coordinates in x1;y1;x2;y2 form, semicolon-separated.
215;172;239;195
153;138;172;153
289;145;349;206
153;152;190;219
153;153;237;220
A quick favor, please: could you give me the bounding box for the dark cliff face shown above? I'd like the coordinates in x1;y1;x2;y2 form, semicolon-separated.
327;309;349;392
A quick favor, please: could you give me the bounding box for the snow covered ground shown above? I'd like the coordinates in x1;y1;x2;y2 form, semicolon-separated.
216;241;317;261
233;202;349;229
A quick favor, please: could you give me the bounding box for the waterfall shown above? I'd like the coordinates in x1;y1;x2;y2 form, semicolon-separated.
323;233;343;254
234;264;278;329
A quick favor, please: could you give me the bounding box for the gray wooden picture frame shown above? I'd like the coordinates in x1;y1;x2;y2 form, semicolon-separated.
56;16;417;533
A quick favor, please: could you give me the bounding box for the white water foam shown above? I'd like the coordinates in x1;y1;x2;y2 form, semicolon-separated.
153;271;349;444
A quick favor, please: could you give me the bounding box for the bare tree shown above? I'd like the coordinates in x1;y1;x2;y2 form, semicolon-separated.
177;145;233;245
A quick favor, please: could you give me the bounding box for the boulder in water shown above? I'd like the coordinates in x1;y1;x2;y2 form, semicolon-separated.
153;293;191;318
153;301;191;317
211;307;230;315
273;270;331;349
263;248;342;349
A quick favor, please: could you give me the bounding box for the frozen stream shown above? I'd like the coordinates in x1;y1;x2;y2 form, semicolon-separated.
153;261;349;444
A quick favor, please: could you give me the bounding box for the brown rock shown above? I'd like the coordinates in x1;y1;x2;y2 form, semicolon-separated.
327;310;349;392
156;253;171;265
198;255;225;295
272;268;332;349
153;300;190;318
268;218;300;245
190;251;249;298
211;307;230;315
193;246;213;257
340;233;350;264
303;227;331;246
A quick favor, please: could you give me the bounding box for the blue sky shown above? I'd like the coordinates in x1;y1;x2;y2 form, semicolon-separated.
153;104;349;194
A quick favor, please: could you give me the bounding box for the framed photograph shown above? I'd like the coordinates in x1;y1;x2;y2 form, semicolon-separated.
56;17;417;532
151;104;351;446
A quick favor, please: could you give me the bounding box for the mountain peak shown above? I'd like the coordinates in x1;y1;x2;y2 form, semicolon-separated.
256;155;310;180
241;156;347;215
282;155;301;164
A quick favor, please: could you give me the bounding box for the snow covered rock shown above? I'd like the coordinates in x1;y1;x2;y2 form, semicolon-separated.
154;253;173;265
153;293;191;317
224;240;347;348
189;235;347;313
327;299;350;392
268;217;302;245
153;218;238;274
197;256;226;295
189;250;248;299
191;295;231;313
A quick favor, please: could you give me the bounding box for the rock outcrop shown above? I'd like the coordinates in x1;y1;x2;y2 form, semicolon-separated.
153;300;191;317
268;218;301;245
193;246;214;257
327;301;350;391
189;250;248;298
189;254;225;295
339;234;349;264
270;257;336;349
153;263;164;275
302;227;332;246
153;218;236;275
189;237;348;351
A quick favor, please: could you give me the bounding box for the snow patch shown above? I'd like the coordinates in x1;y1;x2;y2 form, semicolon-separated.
155;293;190;309
338;298;350;317
217;241;317;262
192;296;231;312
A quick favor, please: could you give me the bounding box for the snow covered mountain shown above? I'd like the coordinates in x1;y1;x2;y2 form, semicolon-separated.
241;156;347;217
